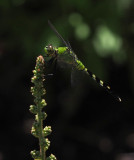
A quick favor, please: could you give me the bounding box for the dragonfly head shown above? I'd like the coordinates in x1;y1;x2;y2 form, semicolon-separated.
44;44;56;58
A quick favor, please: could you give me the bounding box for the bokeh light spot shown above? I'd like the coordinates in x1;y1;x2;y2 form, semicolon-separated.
69;13;83;27
93;25;122;57
75;23;90;40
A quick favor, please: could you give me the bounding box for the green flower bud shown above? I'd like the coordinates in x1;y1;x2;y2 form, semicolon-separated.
46;154;57;160
31;126;39;137
43;126;52;137
29;105;38;114
41;99;47;108
31;76;37;83
33;70;36;74
31;150;41;159
31;121;40;137
40;112;47;120
44;138;50;150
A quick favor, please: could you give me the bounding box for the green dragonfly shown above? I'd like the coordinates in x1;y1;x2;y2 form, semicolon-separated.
44;20;121;102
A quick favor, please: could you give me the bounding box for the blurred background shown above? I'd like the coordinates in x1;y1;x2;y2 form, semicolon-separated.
0;0;134;160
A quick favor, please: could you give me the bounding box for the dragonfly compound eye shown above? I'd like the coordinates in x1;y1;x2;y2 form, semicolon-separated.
44;45;55;56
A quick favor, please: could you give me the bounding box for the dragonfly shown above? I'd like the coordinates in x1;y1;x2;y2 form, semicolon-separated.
44;20;121;102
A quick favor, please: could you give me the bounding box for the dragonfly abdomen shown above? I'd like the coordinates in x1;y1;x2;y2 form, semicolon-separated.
75;60;109;90
75;59;86;70
73;59;121;102
86;69;121;102
87;69;110;89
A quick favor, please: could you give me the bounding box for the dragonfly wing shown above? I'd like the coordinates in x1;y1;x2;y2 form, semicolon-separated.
57;49;74;68
71;67;87;87
44;57;56;68
57;58;72;69
48;20;78;60
48;20;71;50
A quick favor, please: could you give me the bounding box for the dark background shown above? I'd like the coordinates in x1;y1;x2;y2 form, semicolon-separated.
0;0;134;160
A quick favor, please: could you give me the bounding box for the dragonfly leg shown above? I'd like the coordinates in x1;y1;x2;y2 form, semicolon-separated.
44;73;53;78
52;58;57;75
41;57;56;78
45;58;57;77
44;57;54;68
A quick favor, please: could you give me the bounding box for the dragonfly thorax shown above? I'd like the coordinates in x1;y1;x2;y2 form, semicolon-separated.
44;44;56;58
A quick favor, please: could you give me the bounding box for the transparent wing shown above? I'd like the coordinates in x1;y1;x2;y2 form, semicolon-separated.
48;20;71;50
48;20;78;61
57;53;73;69
71;67;87;87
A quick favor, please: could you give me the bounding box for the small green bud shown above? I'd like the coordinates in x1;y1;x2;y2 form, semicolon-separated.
31;121;40;137
31;86;34;92
33;121;40;128
44;138;50;150
31;150;41;159
40;112;47;120
35;112;47;121
31;87;39;98
33;70;37;74
31;76;37;83
43;126;52;137
44;112;47;119
41;99;47;108
35;114;39;121
31;126;39;137
46;154;57;160
42;88;46;95
29;105;38;114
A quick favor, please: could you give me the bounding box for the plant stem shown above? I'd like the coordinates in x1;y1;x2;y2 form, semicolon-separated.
30;55;57;160
38;103;46;160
